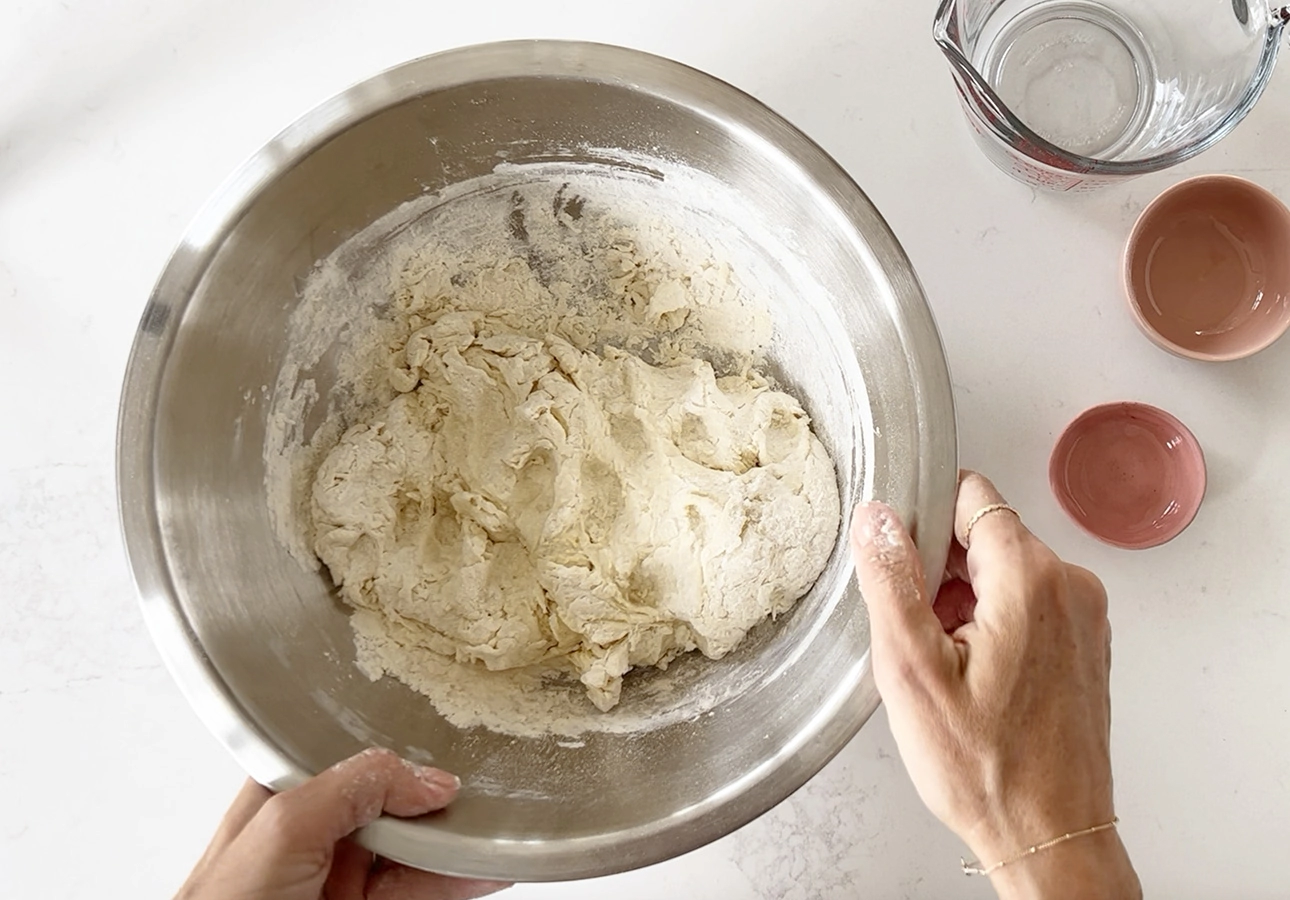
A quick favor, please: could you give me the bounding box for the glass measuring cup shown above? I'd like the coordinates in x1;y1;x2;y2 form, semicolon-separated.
935;0;1290;191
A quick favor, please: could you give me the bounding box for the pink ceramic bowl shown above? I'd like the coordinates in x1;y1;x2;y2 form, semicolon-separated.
1124;175;1290;361
1049;403;1206;550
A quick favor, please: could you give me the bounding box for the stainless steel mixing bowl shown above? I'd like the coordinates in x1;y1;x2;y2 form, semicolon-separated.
117;41;956;880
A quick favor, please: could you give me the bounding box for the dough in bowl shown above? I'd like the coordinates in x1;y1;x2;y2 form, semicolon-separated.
270;171;845;733
312;310;839;711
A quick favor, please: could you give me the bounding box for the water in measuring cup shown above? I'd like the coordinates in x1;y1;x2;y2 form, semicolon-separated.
973;0;1158;158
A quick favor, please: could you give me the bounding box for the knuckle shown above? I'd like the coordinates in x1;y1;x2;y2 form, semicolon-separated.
1067;563;1107;596
1019;543;1065;592
361;747;400;773
989;526;1028;557
333;746;401;783
873;561;922;598
859;550;924;604
347;746;397;768
1066;564;1111;619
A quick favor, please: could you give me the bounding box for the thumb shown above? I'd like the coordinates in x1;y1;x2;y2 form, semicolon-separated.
850;502;953;693
247;748;460;855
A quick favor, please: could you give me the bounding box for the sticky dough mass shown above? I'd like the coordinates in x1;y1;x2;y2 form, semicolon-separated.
311;311;840;711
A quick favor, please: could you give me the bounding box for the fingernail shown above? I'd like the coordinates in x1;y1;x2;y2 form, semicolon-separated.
414;767;460;793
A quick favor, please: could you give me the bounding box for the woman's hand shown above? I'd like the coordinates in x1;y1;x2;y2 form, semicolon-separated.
850;471;1140;899
176;748;510;900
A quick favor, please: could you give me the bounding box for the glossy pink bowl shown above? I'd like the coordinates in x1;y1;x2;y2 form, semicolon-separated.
1049;403;1206;550
1124;175;1290;362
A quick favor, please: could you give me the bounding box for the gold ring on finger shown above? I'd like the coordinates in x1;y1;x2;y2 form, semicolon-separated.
963;502;1021;547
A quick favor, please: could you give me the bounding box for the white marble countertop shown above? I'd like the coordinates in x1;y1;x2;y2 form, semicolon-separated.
3;1;1289;898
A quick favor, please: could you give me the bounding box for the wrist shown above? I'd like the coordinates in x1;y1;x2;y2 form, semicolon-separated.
983;828;1141;900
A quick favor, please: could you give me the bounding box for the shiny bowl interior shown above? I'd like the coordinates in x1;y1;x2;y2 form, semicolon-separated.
117;41;956;881
1049;402;1206;550
1124;174;1290;361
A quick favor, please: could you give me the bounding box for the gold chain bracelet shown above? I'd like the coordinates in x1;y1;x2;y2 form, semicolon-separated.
961;817;1120;876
